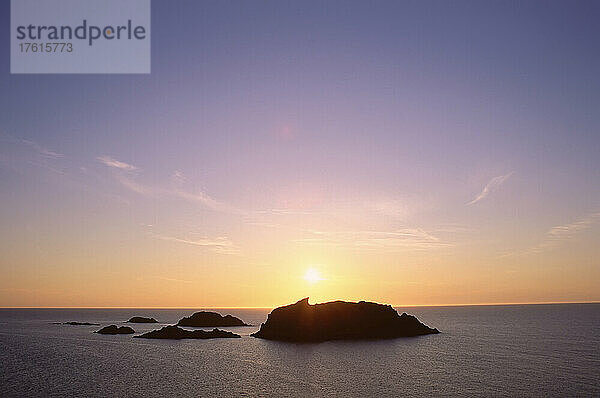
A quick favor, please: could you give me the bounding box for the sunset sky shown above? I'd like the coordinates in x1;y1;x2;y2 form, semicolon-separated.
1;1;599;307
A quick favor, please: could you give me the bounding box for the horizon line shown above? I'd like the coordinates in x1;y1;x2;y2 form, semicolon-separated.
1;300;598;310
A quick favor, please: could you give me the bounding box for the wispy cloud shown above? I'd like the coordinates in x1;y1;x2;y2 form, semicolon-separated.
501;211;600;257
98;159;242;214
26;160;66;175
244;195;419;227
531;212;600;253
294;228;451;251
257;208;309;215
468;172;513;205
113;173;152;195
22;139;64;159
126;175;241;214
174;190;243;214
151;233;239;254
0;137;66;175
97;155;138;171
137;275;194;284
171;170;186;185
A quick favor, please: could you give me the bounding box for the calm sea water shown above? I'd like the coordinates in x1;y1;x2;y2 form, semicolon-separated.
0;303;598;397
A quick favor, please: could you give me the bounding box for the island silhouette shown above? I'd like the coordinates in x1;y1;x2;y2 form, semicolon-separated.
252;298;439;342
61;299;439;342
95;325;135;335
135;325;241;339
176;311;249;327
126;316;158;323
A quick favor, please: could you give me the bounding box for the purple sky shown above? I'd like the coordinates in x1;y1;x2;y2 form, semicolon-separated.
1;1;599;307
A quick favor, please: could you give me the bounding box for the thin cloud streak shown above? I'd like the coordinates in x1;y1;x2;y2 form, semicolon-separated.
244;196;418;226
26;160;66;175
138;275;194;284
22;139;64;159
501;211;600;257
99;157;243;214
120;174;242;214
532;212;600;253
174;190;244;214
151;233;239;255
0;137;66;175
172;170;186;185
294;228;451;251
97;155;138;171
114;173;151;195
468;172;513;205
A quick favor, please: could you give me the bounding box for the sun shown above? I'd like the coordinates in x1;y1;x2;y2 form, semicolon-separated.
303;268;323;284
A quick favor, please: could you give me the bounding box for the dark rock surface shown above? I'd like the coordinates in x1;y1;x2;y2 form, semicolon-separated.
251;298;439;342
176;311;249;327
54;322;100;326
127;316;158;323
95;325;135;334
135;325;241;339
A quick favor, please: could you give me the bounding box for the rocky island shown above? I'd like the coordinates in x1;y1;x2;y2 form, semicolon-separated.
54;321;100;326
176;311;249;327
127;316;158;323
135;325;241;339
252;298;439;342
95;325;135;334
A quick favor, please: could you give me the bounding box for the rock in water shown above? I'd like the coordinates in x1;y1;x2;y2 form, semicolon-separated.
135;325;241;339
127;316;158;323
176;311;249;327
251;298;439;342
95;325;135;335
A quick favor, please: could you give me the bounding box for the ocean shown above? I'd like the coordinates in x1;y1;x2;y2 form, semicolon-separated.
1;303;598;397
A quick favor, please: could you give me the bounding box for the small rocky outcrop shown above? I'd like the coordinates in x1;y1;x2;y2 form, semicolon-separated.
251;298;439;342
135;325;241;339
95;325;135;335
176;311;249;327
127;316;158;323
54;322;100;326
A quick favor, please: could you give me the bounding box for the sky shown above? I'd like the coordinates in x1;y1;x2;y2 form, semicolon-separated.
0;0;599;308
